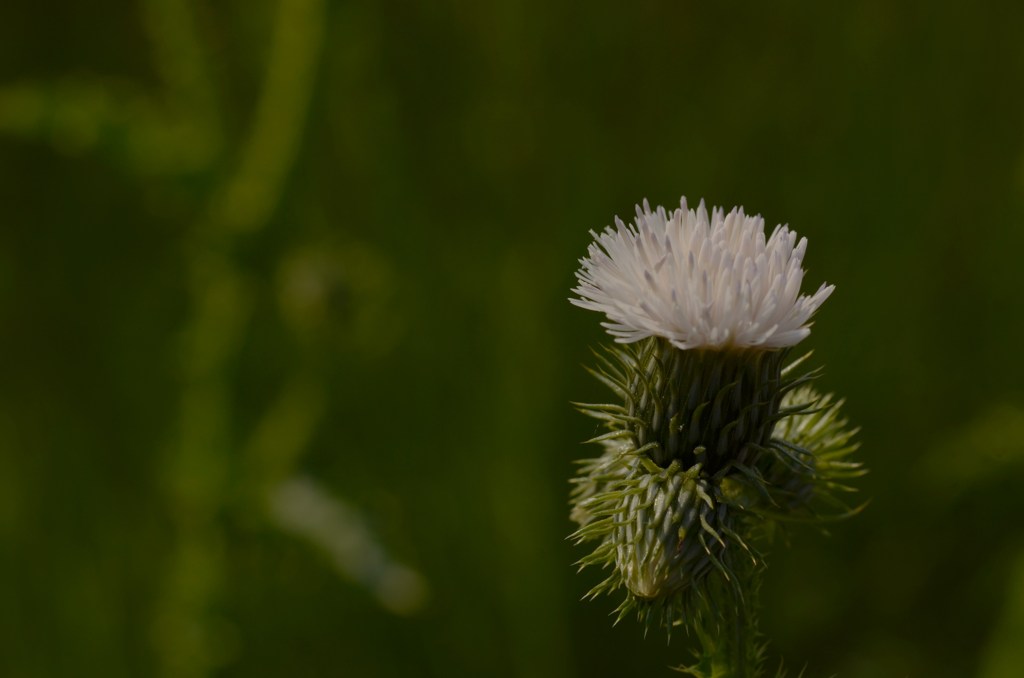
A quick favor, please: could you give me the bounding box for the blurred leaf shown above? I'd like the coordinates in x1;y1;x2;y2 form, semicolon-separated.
269;476;429;616
918;404;1024;501
978;550;1024;678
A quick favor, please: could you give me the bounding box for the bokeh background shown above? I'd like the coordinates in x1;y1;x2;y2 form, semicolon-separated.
2;2;1024;676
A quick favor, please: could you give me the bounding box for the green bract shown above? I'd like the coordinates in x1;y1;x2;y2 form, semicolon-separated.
570;337;863;675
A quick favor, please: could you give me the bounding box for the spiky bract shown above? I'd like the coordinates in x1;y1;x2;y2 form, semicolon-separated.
766;387;865;518
579;336;792;471
572;450;758;633
571;337;861;635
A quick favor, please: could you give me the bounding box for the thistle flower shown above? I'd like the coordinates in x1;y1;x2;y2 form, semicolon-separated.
569;197;862;677
571;197;834;350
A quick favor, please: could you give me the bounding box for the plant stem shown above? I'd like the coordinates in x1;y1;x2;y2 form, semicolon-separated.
691;564;763;678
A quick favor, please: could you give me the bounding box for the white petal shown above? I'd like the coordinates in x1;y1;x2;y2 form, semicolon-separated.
571;197;833;350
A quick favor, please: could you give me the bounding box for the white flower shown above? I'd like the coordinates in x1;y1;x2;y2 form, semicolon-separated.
571;197;834;350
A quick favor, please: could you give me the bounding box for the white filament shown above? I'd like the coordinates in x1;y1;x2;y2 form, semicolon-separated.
571;197;833;350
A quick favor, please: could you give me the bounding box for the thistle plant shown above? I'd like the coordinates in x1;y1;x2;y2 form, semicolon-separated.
569;197;864;677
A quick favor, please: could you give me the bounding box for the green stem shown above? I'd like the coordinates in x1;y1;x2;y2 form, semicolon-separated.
690;565;763;678
724;581;759;678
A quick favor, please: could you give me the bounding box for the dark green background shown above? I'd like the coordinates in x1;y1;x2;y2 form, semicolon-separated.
2;2;1024;676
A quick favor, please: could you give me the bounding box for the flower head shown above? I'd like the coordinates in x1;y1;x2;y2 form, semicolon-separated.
571;197;834;350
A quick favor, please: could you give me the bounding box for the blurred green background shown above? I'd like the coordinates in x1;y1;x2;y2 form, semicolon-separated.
2;1;1024;676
